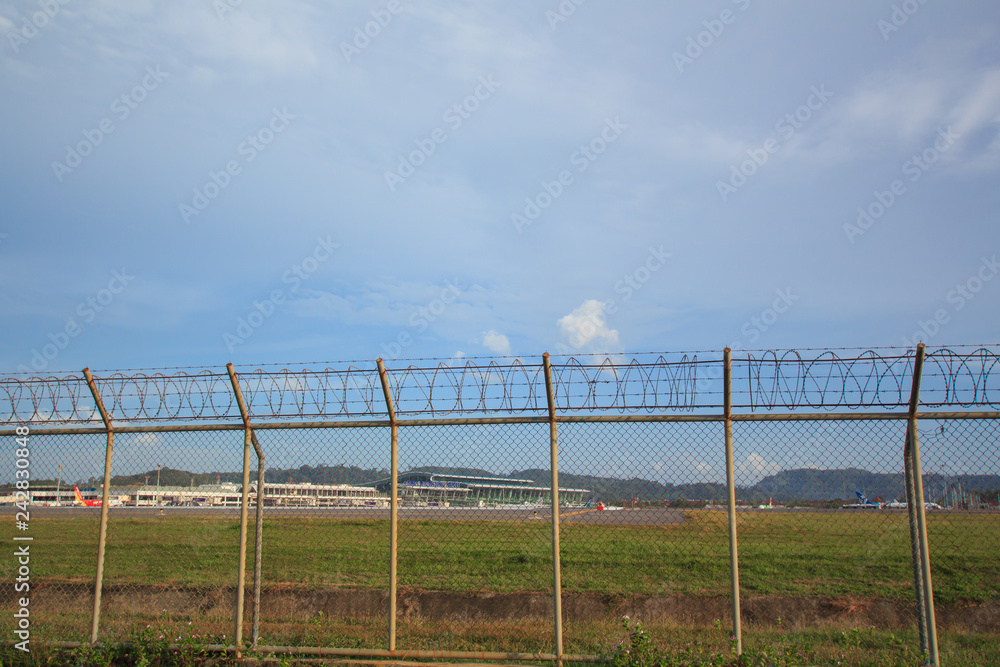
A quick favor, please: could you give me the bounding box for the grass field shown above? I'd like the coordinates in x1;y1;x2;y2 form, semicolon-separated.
3;511;998;603
2;511;999;663
3;615;1000;666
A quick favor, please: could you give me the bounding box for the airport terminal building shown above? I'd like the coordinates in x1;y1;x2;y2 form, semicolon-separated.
3;473;589;508
126;482;389;507
369;471;591;507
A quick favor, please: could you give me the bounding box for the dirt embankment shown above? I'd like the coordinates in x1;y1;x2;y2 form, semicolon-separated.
11;582;1000;632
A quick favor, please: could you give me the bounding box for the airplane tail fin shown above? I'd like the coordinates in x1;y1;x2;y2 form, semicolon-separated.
74;486;85;505
855;490;869;504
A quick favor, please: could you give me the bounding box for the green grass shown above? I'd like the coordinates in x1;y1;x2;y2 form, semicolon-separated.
2;511;999;663
1;617;998;666
3;511;999;603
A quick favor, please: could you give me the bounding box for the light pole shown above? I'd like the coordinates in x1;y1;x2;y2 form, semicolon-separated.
156;464;162;507
56;465;62;506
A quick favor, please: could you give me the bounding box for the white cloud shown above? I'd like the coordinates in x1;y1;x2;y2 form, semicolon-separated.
557;300;621;354
682;40;1000;171
481;330;511;355
132;432;161;448
155;2;325;77
736;453;781;483
805;44;1000;166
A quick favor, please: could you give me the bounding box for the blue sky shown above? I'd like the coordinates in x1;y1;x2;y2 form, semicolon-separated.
2;0;999;376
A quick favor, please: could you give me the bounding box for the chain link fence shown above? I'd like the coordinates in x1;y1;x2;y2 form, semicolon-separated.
1;345;998;664
731;420;920;629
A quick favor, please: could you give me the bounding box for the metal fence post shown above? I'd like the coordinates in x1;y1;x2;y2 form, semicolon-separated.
234;429;252;652
904;431;927;654
723;349;742;655
226;364;266;647
83;368;114;645
227;365;254;653
542;353;564;662
253;443;265;645
376;358;399;652
905;345;939;665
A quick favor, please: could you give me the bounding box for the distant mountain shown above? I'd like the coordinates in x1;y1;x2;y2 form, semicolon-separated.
750;468;1000;505
512;469;728;504
513;468;1000;506
409;466;500;479
265;464;388;486
753;468;905;503
105;468;242;488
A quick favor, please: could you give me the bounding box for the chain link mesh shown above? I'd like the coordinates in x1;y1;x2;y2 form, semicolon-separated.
917;419;1000;611
732;420;921;639
1;432;104;643
393;423;554;652
98;430;244;644
557;421;731;654
252;426;391;649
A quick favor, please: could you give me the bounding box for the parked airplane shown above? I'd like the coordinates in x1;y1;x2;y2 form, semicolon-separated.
841;491;883;509
73;486;104;507
879;498;944;510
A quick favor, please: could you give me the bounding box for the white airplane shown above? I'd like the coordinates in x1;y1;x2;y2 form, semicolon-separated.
841;491;882;509
880;498;943;510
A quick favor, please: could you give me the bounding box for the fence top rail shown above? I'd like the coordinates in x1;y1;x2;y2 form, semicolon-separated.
1;346;996;426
